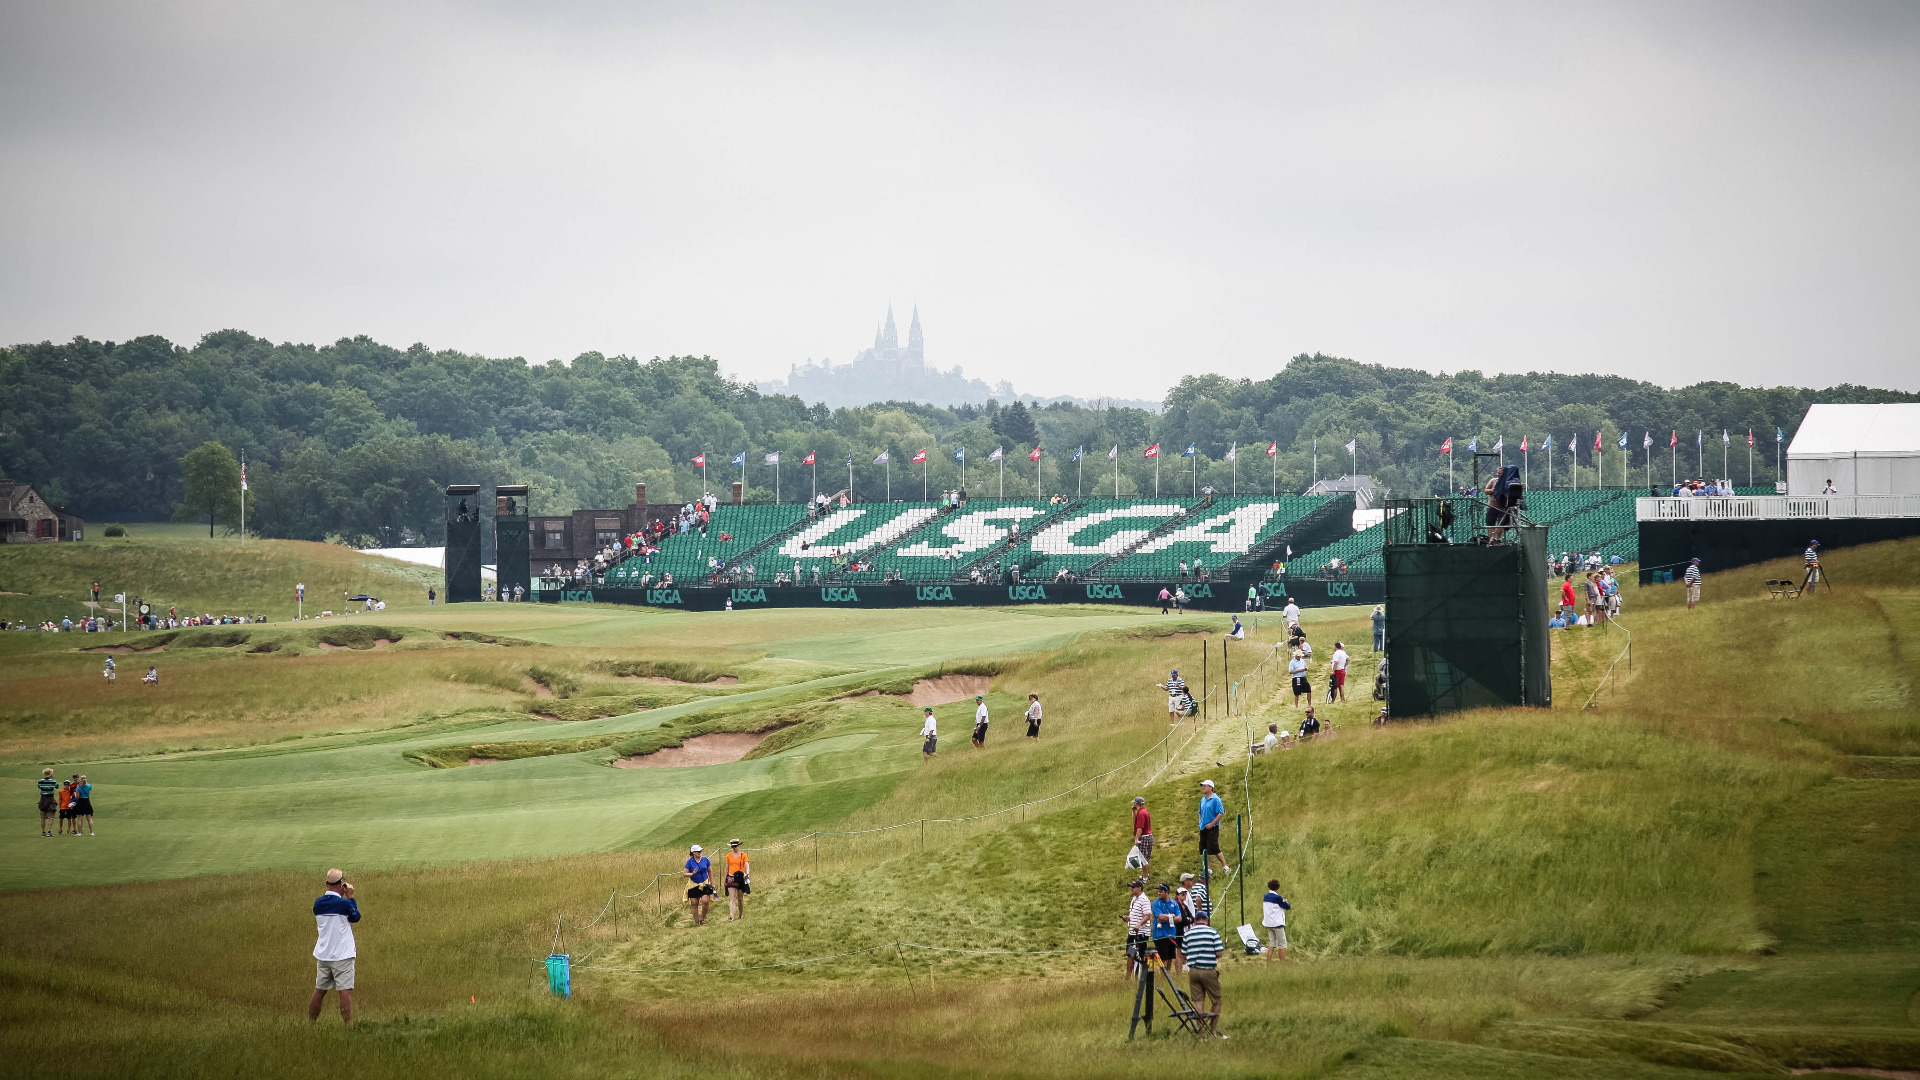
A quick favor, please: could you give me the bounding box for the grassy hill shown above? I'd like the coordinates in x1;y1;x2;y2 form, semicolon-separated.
0;534;1914;1078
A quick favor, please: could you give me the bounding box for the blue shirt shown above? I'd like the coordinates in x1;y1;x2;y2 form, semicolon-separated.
685;856;710;884
1199;793;1224;829
1151;897;1182;939
76;783;91;799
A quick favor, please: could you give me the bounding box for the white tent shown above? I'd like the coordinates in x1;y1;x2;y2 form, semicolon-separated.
1787;404;1920;497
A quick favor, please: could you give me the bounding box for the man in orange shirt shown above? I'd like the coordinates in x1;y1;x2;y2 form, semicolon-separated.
723;839;751;922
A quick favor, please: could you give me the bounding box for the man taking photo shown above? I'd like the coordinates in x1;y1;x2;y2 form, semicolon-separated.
310;869;360;1025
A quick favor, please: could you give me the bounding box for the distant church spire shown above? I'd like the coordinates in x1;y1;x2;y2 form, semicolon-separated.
882;304;899;351
907;306;924;364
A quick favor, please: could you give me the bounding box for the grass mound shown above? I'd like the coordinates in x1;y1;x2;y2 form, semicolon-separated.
312;624;403;650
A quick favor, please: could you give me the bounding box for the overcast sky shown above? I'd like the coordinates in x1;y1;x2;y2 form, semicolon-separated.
3;1;1916;397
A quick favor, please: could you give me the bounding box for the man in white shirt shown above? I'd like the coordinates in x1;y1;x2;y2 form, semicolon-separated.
1329;643;1349;703
310;869;360;1025
971;695;989;748
1123;879;1152;977
920;707;938;760
1283;598;1300;629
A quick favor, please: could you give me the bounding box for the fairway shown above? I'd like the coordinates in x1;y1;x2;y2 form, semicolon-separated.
2;533;1917;1079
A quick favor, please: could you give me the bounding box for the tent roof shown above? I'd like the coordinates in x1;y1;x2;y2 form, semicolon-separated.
1788;403;1920;457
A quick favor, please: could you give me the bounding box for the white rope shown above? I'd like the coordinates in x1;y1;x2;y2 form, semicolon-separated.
548;939;1122;976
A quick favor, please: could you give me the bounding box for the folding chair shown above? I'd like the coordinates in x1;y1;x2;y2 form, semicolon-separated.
1153;964;1209;1038
1765;578;1799;600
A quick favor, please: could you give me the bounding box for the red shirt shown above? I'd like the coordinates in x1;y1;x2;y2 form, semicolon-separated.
1561;580;1576;606
1133;806;1151;835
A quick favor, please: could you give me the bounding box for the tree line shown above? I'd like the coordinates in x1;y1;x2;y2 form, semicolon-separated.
3;329;1912;546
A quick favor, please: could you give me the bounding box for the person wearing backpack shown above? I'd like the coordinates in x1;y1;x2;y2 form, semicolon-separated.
1262;880;1291;964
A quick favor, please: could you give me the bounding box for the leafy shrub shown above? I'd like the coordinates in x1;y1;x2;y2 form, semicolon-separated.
102;524;126;537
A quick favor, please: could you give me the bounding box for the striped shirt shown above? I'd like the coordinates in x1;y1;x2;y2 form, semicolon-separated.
1684;565;1701;585
1127;893;1152;933
38;777;58;798
1189;882;1209;916
1805;546;1819;565
1181;924;1225;969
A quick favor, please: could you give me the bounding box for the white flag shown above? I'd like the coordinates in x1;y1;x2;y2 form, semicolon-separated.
1491;437;1503;452
873;451;889;465
1722;429;1729;445
1344;439;1357;455
764;452;780;465
988;446;1004;462
1108;445;1118;460
1224;444;1237;462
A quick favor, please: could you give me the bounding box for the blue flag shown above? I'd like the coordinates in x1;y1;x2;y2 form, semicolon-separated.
1776;427;1783;443
1182;444;1197;457
1071;446;1083;462
1466;438;1478;453
1618;432;1628;450
731;452;745;466
954;447;965;461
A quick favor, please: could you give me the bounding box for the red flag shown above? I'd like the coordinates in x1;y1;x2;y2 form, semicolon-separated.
692;453;706;467
911;449;928;463
1746;430;1753;448
1266;442;1277;457
1144;444;1160;458
1594;431;1603;452
1669;431;1678;449
1439;437;1452;454
801;451;816;465
1520;436;1528;453
1029;446;1043;461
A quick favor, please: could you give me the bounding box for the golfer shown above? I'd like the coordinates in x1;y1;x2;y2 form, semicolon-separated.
723;839;751;922
1329;643;1349;703
1684;558;1702;609
37;768;58;836
972;695;989;748
1182;912;1227;1036
1024;694;1043;739
920;707;938;760
683;844;715;925
1198;780;1228;878
310;869;359;1025
1131;796;1153;871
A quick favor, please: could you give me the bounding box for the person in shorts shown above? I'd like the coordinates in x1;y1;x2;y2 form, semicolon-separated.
1150;883;1182;967
38;768;58;836
1131;796;1153;872
1289;649;1310;707
310;869;360;1024
1261;879;1291;964
1182;912;1227;1036
920;707;938;761
1160;670;1189;723
683;844;714;925
1198;780;1228;878
1329;643;1349;703
723;839;751;922
1684;558;1702;609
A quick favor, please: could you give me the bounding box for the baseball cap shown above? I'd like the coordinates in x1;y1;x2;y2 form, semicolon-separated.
1129;878;1146;888
325;869;344;885
690;844;703;853
975;695;984;701
924;706;934;713
1200;779;1214;788
1132;796;1145;806
1690;557;1700;563
1180;872;1195;881
1156;883;1170;893
1809;539;1820;546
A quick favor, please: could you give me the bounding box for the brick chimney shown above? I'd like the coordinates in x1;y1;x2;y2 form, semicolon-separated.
634;482;646;508
731;481;743;505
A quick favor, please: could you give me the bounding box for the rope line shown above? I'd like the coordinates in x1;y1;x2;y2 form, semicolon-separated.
541;939;1123;976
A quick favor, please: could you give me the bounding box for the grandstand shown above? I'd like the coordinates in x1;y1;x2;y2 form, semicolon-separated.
750;502;944;582
997;499;1193;579
605;504;806;584
1095;496;1333;579
1284;489;1645;582
843;502;1064;581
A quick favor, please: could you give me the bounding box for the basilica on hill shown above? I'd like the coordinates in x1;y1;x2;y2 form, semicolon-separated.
764;306;1006;409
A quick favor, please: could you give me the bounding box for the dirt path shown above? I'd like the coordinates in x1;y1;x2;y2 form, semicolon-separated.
612;732;767;769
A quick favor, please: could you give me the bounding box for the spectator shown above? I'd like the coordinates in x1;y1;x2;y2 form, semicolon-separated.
1371;605;1386;652
1288;650;1310;707
1805;540;1822;585
1160;669;1190;723
1159;586;1172;614
920;707;938;760
1559;577;1577;622
1823;479;1837;494
310;869;360;1025
683;845;714;926
1246;584;1260;612
38;768;57;836
1198;779;1228;878
1329;642;1349;703
1024;694;1042;739
1124;879;1152;978
1151;883;1183;968
723;839;751;922
1261;880;1291;964
1131;796;1153;872
1283;597;1300;630
1254;723;1281;754
1228;615;1245;641
74;775;94;835
1182;912;1227;1036
972;695;990;748
1178;873;1202;924
1299;706;1322;741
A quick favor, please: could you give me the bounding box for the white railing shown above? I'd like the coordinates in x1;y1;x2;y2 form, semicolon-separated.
1637;495;1920;522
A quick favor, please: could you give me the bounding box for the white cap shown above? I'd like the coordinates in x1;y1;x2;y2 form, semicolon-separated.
690;844;703;852
1200;779;1215;788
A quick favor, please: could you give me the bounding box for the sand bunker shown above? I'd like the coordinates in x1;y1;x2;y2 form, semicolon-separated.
467;756;506;766
907;674;991;707
317;638;394;650
82;644;166;653
612;732;767;768
621;675;739;685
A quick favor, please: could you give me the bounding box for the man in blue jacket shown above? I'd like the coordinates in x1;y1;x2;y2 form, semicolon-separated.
310;869;360;1024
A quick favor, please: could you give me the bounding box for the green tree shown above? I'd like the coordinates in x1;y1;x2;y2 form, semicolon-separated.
175;441;242;536
991;400;1039;447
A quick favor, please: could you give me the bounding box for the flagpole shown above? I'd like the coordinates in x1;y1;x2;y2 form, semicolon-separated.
1115;450;1120;498
999;453;1004;498
1271;446;1276;496
1547;437;1552;490
1522;444;1528;491
922;456;927;500
776;460;781;503
1312;439;1318;485
238;453;245;547
886;457;891;502
1748;435;1753;487
1077;451;1083;497
1155;454;1160;497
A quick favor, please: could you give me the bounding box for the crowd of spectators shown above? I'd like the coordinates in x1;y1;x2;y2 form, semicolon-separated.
1663;478;1739;496
6;610;264;632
